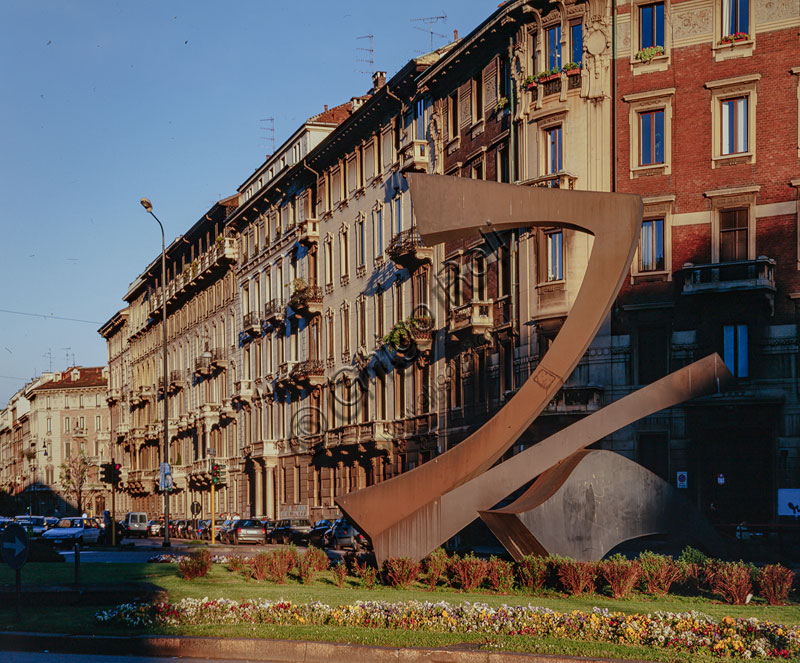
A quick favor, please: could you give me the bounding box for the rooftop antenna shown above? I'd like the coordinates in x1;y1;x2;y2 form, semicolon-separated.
42;348;54;372
411;13;447;52
61;347;74;368
260;117;275;155
356;34;375;78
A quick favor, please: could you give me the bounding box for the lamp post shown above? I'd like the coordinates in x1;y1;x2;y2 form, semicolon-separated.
140;197;171;548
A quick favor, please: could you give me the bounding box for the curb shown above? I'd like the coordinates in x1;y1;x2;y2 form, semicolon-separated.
0;631;657;663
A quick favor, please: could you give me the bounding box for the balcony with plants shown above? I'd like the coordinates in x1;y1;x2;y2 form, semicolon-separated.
287;278;323;318
386;228;433;270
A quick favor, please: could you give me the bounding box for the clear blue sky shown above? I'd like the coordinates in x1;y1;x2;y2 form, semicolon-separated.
0;1;496;405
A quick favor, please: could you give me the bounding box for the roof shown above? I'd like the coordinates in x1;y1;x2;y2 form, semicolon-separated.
32;366;107;392
308;99;366;125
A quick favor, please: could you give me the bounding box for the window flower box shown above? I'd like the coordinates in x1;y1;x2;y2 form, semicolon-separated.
524;75;538;91
634;45;665;63
562;62;581;75
720;32;749;44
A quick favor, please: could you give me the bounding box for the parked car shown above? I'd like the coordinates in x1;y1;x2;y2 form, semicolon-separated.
226;519;267;545
324;518;369;550
202;518;225;540
42;517;102;547
14;516;47;538
123;512;148;538
147;520;162;536
218;519;238;544
44;516;60;529
270;518;313;545
260;519;276;542
307;519;333;548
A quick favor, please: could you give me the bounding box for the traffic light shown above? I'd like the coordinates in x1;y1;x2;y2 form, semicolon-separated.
100;463;112;484
111;462;122;486
212;463;220;484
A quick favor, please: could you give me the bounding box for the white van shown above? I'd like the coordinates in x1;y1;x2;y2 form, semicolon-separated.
123;512;148;538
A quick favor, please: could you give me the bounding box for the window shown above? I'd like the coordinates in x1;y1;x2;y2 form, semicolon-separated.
722;0;748;36
46;417;51;433
546;25;561;71
640;218;665;271
356;217;365;267
327;314;334;359
448;91;459;139
341;305;350;356
376;289;384;338
497;144;510;183
569;19;583;65
472;72;483;122
545;125;562;175
639;2;664;49
498;55;509;98
393;196;402;235
639;109;665;165
471;160;484;180
546;230;563;281
473;253;487;300
374;205;384;257
325;238;333;285
721;97;747;155
340;228;349;278
705;74;758;164
723;324;748;377
719;208;748;262
414;97;425;140
64;417;70;431
638;326;669;383
358;298;367;348
95;415;101;431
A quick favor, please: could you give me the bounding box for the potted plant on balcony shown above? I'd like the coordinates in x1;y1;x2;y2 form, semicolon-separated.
562;61;581;75
524;74;537;90
535;66;561;83
720;32;749;44
634;45;665;63
495;96;509;113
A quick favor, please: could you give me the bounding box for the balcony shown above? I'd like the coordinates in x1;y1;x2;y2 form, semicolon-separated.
387;228;433;270
220;398;236;418
72;427;87;438
400;139;429;173
232;380;254;405
527;171;577;190
680;257;776;296
288;282;323;318
449;300;494;336
106;388;121;405
389;413;438;439
543;385;603;415
276;361;298;390
297;218;319;247
243;311;261;336
325;421;394;453
193;355;212;378
165;237;238;305
139;385;155;401
211;348;227;370
263;298;285;327
115;423;129;437
290;359;325;388
169;370;185;393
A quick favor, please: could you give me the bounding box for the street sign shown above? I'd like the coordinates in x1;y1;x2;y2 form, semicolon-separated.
1;524;29;570
159;462;173;492
676;471;687;489
191;501;202;515
717;473;726;486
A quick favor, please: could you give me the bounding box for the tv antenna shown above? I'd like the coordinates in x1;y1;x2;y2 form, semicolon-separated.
61;346;75;367
260;117;275;154
356;34;374;77
411;13;447;52
42;348;54;372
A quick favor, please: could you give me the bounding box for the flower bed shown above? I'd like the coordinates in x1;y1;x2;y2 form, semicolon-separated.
96;598;800;658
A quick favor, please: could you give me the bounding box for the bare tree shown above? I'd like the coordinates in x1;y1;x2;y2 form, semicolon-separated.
59;452;91;514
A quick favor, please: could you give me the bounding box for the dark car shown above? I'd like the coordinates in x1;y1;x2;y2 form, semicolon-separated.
270;518;313;545
218;518;239;544
201;518;225;540
325;518;369;550
307;519;332;548
260;519;276;541
227;519;267;545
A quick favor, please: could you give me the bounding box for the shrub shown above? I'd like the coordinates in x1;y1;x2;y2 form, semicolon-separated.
383;557;421;589
516;555;549;593
449;553;489;592
705;560;755;605
676;546;708;594
177;549;212;580
423;548;449;590
353;558;378;589
331;561;348;588
250;546;297;583
297;546;329;584
598;555;640;599
757;564;794;605
554;556;596;596
486;557;515;594
227;554;248;574
638;552;682;596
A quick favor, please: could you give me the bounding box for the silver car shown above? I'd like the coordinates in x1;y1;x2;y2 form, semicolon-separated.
14;515;47;538
42;517;102;547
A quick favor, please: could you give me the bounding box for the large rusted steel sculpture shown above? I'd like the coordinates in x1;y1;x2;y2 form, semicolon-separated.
480;449;727;561
335;174;728;563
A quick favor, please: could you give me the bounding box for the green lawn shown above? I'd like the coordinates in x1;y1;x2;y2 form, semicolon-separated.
2;562;799;662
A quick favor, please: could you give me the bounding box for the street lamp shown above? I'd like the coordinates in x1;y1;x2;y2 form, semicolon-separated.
140;197;171;548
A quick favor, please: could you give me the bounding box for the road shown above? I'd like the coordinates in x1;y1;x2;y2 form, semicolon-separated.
4;654;264;663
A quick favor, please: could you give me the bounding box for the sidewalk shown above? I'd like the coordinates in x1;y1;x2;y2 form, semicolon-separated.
0;630;656;663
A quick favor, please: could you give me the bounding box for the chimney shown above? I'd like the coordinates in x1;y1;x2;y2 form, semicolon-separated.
454;29;458;40
372;70;386;90
324;104;328;112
